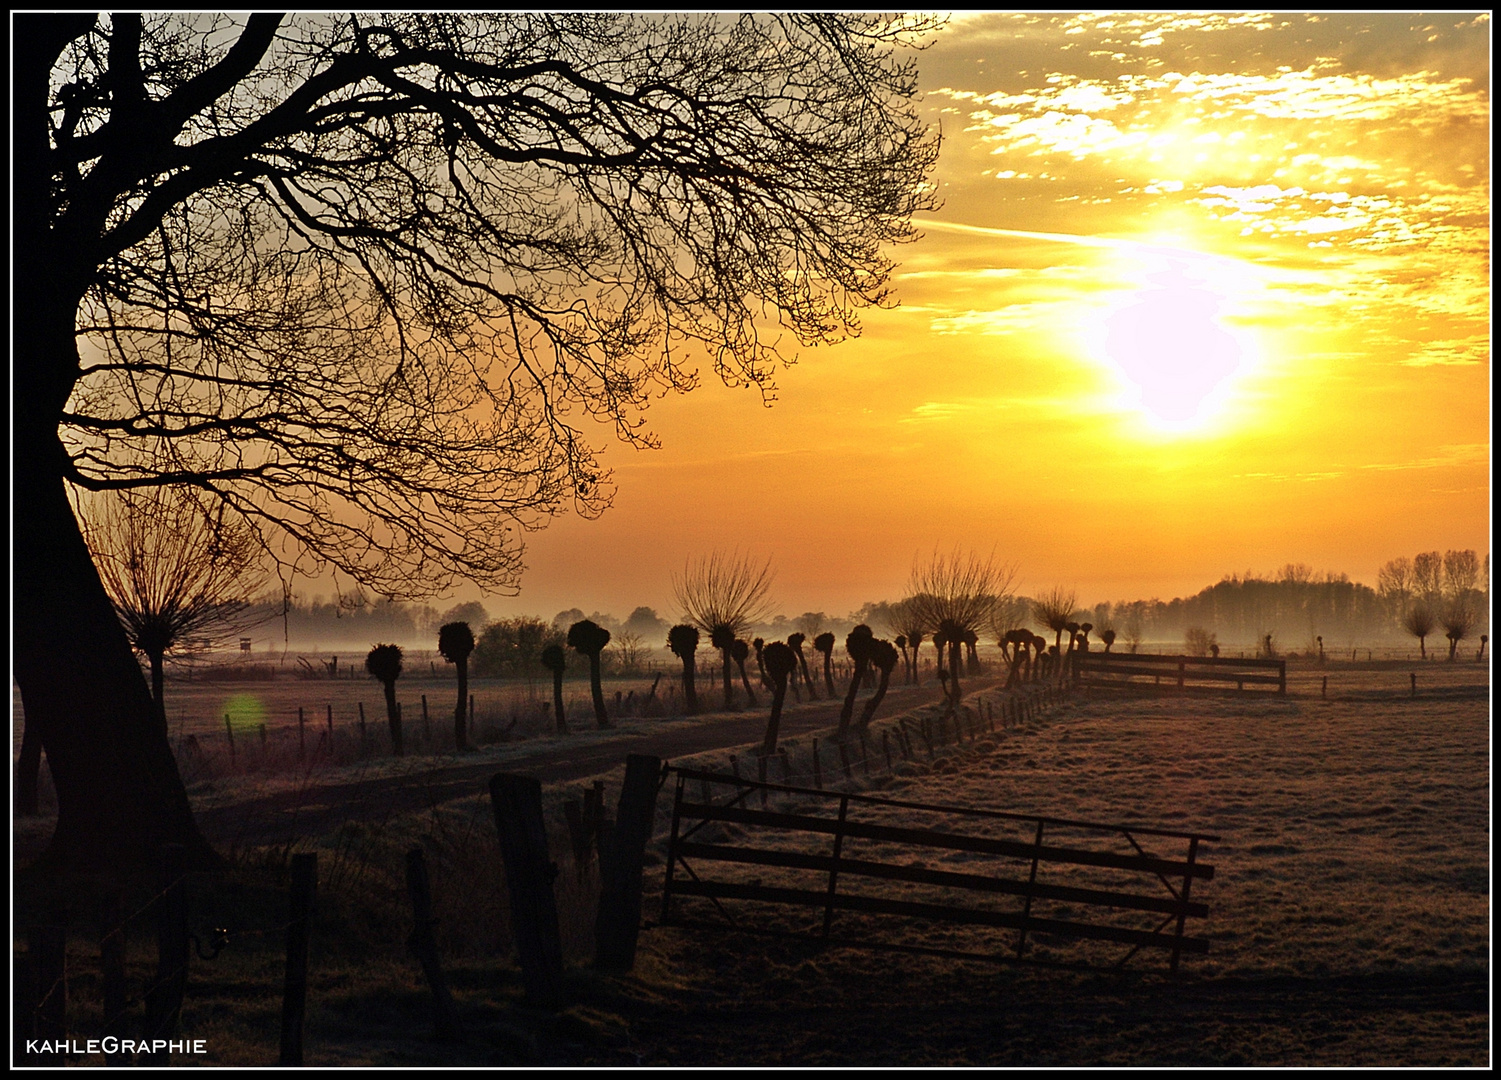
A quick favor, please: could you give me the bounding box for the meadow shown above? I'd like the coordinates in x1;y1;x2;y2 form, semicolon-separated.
12;656;1490;1066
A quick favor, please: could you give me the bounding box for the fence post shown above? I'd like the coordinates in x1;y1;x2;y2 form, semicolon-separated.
29;924;67;1064
326;704;333;740
1171;837;1200;974
487;774;565;1007
298;707;306;760
756;755;768;808
421;695;431;743
101;890;128;1065
822;795;850;938
595;755;663;972
405;848;463;1041
144;843;188;1065
225;714;236;760
1278;660;1287;696
279;852;317;1065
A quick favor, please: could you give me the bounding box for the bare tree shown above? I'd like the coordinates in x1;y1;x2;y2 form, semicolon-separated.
674;551;776;709
890;598;928;685
1031;586;1079;658
759;641;798;756
905;549;1016;709
15;13;939;869
1403;605;1436;660
1443;550;1480;600
567;620;613;729
1440;600;1477;661
80;487;267;736
1377;556;1413;619
1412;551;1445;608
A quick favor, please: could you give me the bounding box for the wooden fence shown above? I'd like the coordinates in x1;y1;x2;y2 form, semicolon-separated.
659;767;1217;972
1074;651;1286;695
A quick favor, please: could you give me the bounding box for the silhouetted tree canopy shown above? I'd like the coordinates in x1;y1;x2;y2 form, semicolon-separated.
14;11;939;870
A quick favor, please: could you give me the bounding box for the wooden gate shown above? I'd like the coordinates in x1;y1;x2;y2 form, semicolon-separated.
659;767;1216;972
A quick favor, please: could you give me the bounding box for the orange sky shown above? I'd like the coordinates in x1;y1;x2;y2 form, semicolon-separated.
434;13;1493;622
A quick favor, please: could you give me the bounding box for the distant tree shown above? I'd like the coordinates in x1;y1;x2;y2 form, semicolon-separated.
439;601;491;633
1184;627;1217;658
1032;586;1078;658
890;598;929;685
813;632;837;696
611;630;651;675
1412;552;1445;608
1100;628;1117;653
1122;609;1144;655
1440;600;1477;662
1377;556;1414;620
759;641;798;756
752;637;770;689
858;639;900;728
709;625;738;710
472;617;561;684
567;620;612;729
667;625;700;714
553;608;589;633
906;548;1015;705
731;639;758;707
540;645;568;735
437;622;476;751
674;551;776;710
1443;550;1480;600
1403;605;1436;659
624;607;668;640
795;612;829;638
365;644;406;756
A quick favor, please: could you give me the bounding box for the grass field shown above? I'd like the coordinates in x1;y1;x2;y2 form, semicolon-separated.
12;657;1490;1066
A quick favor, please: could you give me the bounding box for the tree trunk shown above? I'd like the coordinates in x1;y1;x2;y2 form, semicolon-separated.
12;31;216;873
721;649;734;710
147;649;169;740
14;441;218;872
17;722;44;816
454;658;470;751
589;653;611;729
761;681;788;757
838;658;868;739
822;653;835;697
859;668;893;727
948;639;964;709
680;656;698;713
384;682;404;756
736;659;758;707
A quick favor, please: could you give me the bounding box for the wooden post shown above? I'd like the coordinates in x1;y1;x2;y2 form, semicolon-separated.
358;702;368;752
811;739;823;789
101;891;128;1065
487;774;565;1007
595;754;663;972
421;694;431;743
326;704;334;739
279;852;317;1066
259;722;268;755
1278;660;1287;696
1410;672;1417;698
225;714;236;760
1321;675;1327;699
1170;837;1199;974
144;844;188;1065
757;755;768;808
298;706;306;760
29;925;66;1064
822;795;850;938
405;848;463;1041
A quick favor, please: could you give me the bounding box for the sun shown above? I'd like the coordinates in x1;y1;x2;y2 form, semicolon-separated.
1089;247;1261;433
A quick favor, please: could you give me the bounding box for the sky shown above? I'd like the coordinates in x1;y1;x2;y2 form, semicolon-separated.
423;12;1493;623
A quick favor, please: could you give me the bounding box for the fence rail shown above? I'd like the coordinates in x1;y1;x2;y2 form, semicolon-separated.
1074;652;1286;695
660;766;1217;972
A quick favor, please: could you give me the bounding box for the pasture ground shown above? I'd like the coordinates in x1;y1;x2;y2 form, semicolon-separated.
12;658;1491;1066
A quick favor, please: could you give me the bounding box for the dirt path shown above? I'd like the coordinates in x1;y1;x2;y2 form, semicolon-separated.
190;681;978;849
